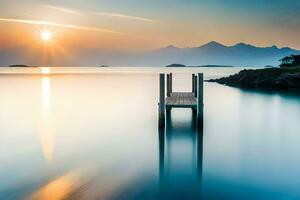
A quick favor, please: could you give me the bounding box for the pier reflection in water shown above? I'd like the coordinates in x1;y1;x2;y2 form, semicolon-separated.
159;108;203;199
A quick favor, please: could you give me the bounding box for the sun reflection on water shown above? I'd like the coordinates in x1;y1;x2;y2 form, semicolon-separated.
41;67;50;74
26;169;83;200
42;77;50;108
40;76;54;161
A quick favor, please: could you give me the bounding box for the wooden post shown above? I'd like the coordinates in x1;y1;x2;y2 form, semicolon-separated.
197;73;203;127
194;75;198;98
170;73;173;94
192;74;195;93
159;74;166;128
197;122;203;184
167;74;170;97
158;125;165;188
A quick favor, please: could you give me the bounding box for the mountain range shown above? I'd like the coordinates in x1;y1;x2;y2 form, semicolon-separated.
1;41;300;67
130;41;300;67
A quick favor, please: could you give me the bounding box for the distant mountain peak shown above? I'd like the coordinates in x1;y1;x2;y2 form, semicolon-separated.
208;41;221;45
234;42;247;46
200;41;225;48
233;42;255;48
281;46;292;51
164;45;178;49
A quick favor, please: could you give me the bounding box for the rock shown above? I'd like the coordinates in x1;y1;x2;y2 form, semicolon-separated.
274;73;300;89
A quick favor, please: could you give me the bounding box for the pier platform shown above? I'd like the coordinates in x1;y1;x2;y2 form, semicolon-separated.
158;73;203;128
166;92;197;109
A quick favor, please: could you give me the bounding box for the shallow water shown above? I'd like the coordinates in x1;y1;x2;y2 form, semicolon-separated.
0;67;300;200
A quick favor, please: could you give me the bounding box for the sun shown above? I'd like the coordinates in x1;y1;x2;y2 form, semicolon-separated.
41;31;52;42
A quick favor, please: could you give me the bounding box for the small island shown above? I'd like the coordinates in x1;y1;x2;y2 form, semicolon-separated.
208;67;300;89
9;65;35;67
166;63;186;67
165;64;233;68
9;65;30;67
208;54;300;90
191;65;233;68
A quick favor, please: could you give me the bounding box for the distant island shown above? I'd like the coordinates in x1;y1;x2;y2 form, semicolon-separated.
166;64;186;67
208;54;300;90
166;64;233;68
191;65;233;68
9;65;32;67
208;67;300;90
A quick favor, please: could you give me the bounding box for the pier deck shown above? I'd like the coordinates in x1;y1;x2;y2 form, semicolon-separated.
159;73;203;128
166;92;197;109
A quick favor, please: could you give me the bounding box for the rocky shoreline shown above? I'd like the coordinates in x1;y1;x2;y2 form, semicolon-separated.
208;67;300;90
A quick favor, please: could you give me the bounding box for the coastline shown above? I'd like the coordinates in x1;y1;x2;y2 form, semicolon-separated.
208;67;300;90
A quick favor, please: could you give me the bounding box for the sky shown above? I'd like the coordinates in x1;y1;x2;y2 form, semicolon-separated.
0;0;300;54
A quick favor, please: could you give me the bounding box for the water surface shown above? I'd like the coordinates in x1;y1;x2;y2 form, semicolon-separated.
0;67;300;200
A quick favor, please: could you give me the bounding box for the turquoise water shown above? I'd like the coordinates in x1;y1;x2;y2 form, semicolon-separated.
0;67;300;200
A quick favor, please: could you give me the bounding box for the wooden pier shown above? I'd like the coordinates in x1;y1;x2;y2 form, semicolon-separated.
166;92;197;109
159;73;204;128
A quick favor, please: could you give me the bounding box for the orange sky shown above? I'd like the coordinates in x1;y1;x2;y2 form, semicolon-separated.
0;0;299;53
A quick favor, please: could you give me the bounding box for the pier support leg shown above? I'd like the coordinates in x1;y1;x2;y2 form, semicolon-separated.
197;120;203;191
169;73;173;94
194;75;198;98
158;124;165;190
159;74;166;128
167;74;170;97
197;73;203;128
192;74;195;94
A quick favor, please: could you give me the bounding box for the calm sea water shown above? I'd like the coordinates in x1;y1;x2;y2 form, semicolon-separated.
0;67;300;200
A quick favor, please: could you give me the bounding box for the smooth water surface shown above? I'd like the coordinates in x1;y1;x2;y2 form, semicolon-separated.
0;67;300;200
